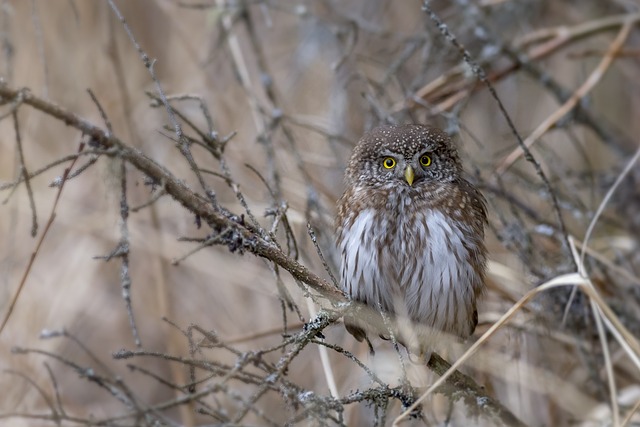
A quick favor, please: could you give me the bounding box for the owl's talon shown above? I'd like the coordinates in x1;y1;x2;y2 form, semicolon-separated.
365;336;375;355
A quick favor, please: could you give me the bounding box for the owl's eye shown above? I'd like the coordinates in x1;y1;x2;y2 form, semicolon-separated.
419;155;432;167
382;157;396;169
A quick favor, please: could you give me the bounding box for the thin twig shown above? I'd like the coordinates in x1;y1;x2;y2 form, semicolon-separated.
12;110;37;236
0;142;84;335
579;144;640;269
118;159;141;347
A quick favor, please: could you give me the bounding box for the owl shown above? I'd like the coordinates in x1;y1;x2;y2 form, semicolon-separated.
336;124;487;354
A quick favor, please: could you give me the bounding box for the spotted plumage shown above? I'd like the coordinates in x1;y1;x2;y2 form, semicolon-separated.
336;124;487;353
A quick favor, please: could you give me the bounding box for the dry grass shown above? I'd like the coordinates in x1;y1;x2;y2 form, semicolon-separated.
1;0;639;426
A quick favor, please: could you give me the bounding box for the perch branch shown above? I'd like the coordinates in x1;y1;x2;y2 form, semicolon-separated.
0;83;341;301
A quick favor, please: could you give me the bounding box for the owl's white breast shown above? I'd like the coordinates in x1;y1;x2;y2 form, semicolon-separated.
338;204;480;340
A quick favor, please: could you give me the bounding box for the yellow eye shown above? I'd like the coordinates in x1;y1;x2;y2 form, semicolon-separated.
382;157;396;169
420;155;432;167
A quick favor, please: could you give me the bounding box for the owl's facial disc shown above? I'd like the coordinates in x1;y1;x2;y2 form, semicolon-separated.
404;165;414;186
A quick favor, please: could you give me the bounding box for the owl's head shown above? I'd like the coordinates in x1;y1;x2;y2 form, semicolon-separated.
345;124;463;189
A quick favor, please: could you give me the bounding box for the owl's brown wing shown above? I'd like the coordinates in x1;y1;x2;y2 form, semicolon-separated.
459;177;488;230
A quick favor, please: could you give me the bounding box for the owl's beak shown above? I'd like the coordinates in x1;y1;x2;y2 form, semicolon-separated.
404;165;414;186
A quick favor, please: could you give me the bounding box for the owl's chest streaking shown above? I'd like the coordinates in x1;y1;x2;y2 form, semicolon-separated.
336;186;484;339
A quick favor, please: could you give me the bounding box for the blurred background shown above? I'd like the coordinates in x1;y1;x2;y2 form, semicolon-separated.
0;0;639;425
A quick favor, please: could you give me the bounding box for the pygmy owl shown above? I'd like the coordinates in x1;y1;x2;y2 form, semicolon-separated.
336;124;487;353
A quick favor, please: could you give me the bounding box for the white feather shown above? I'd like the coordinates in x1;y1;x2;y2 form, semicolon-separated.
339;205;480;346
